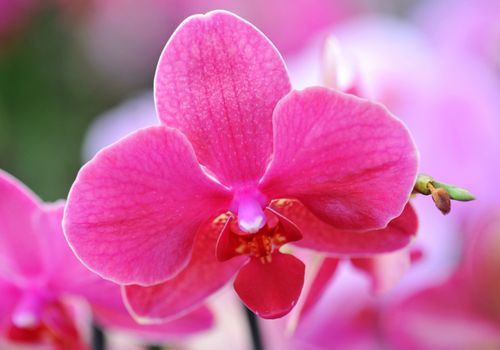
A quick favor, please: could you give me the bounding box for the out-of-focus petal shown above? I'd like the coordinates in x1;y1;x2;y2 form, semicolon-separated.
64;126;231;286
463;210;500;317
234;253;305;319
351;249;412;294
0;170;44;278
298;257;339;322
273;200;418;255
92;303;213;341
384;278;500;350
124;218;245;322
155;10;291;187
0;277;19;334
260;87;417;230
41;302;87;350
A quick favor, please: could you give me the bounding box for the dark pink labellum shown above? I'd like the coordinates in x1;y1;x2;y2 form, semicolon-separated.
234;252;305;319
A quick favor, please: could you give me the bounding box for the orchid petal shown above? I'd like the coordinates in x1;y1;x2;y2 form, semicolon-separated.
64;126;231;286
0;278;19;333
0;170;45;278
351;249;412;294
92;302;213;340
234;253;305;319
298;257;339;322
41;302;86;350
124;218;245;322
273;200;418;255
260;87;418;230
155;10;291;186
464;211;500;316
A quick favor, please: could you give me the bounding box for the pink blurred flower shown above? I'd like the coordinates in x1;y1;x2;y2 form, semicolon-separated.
414;0;500;71
64;11;418;320
73;0;362;89
0;169;213;349
262;261;389;350
384;210;500;349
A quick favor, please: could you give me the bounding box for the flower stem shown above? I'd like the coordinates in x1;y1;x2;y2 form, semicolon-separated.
244;306;264;350
92;323;106;350
146;345;163;350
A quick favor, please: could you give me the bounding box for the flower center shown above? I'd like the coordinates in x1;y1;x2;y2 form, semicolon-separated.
216;207;302;264
234;224;287;264
6;290;80;347
230;190;267;234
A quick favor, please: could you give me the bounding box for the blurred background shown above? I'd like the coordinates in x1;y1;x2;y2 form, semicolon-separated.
1;0;499;349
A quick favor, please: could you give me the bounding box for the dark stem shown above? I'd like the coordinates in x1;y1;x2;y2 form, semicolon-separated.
244;306;264;350
92;324;106;350
146;346;163;350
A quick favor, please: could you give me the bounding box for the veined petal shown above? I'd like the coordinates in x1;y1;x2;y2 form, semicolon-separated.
234;252;305;319
273;200;418;255
0;170;45;278
64;126;231;286
124;217;245;322
260;87;418;230
155;10;291;187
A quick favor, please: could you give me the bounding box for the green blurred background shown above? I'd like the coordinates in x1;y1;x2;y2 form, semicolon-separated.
1;8;127;201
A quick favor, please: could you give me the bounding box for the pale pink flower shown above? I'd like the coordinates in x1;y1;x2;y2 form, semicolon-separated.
414;0;500;71
384;210;500;349
73;0;362;89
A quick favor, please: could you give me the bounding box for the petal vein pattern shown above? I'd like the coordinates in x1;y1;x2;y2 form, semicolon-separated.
64;126;231;286
155;10;291;187
260;87;418;230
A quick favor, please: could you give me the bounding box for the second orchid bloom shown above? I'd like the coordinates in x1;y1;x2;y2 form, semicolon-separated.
63;11;418;319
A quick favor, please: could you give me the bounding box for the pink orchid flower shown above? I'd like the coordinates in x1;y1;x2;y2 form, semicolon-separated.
384;209;500;349
64;11;418;319
0;170;213;349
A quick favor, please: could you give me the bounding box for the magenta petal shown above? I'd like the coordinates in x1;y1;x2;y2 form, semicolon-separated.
124;219;245;322
261;87;418;230
155;10;291;186
0;278;19;333
0;170;45;278
234;253;305;319
274;200;418;255
64;126;231;286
